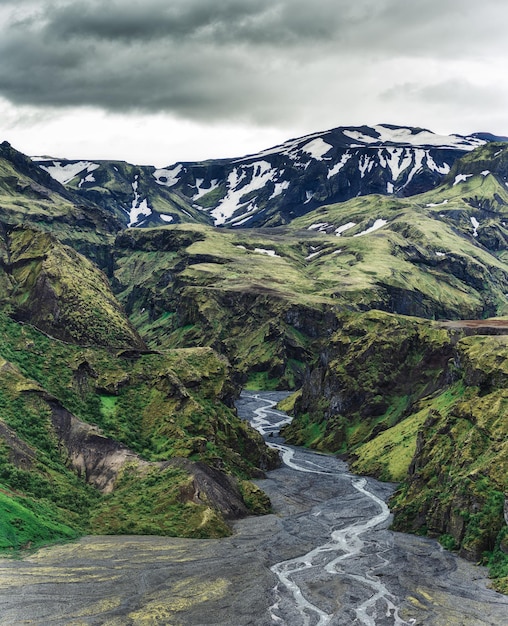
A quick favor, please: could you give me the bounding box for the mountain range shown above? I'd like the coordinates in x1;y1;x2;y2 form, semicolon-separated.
31;123;504;229
0;123;508;592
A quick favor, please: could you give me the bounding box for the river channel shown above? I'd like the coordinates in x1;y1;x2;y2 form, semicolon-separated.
0;391;507;625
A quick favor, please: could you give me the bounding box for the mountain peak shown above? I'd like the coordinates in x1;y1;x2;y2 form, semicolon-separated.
27;122;500;229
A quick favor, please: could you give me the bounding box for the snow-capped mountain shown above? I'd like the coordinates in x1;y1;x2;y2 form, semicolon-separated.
33;124;500;229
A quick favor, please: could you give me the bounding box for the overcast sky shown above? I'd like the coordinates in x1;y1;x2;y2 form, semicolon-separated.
0;0;507;166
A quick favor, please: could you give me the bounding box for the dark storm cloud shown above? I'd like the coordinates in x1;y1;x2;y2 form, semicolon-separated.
0;0;506;123
44;0;273;43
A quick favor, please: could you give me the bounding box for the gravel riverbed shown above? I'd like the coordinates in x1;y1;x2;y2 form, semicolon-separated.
0;391;506;625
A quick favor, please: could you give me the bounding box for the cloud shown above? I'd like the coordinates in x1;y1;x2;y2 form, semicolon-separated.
383;79;507;110
0;0;507;130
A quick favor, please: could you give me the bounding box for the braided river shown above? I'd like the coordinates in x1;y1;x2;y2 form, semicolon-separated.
0;391;506;625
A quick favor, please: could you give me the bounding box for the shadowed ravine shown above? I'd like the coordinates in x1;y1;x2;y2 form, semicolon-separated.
0;391;507;625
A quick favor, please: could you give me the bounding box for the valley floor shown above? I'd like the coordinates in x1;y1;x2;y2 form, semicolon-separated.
0;392;506;625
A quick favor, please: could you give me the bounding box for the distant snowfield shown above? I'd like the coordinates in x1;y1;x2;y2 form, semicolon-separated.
39;161;99;185
153;164;183;187
343;125;485;150
301;138;333;160
245;125;484;164
210;160;278;226
128;175;152;227
31;123;491;232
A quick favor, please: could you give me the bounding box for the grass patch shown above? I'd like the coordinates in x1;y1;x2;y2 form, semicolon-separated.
0;489;79;552
244;371;281;391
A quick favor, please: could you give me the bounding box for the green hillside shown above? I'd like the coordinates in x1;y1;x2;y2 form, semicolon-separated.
0;139;507;590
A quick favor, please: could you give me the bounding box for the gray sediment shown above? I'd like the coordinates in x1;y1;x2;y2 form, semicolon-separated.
0;391;506;625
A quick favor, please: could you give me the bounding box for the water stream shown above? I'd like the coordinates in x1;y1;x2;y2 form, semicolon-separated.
0;391;506;625
244;392;411;625
236;391;508;626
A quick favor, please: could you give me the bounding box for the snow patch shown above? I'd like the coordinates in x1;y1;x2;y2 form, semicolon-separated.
160;214;173;223
335;222;356;236
327;151;352;178
343;130;379;145
153;164;183;187
40;161;99;185
387;182;394;193
128;175;152;227
359;155;375;178
78;173;96;187
343;125;484;150
231;215;256;226
305;249;324;261
128;198;151;227
254;248;279;257
471;216;480;237
308;222;329;231
301;138;333;160
481;170;490;176
239;130;330;161
270;180;290;199
193;178;220;200
426;199;449;207
436;252;446;257
404;149;426;185
383;147;413;181
453;174;473;186
426;153;451;175
333;249;342;255
354;219;388;237
210;161;276;226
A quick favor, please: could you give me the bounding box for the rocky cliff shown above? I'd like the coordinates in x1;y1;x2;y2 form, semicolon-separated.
283;311;508;589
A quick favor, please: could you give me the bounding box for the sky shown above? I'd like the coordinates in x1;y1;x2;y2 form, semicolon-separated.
0;0;507;167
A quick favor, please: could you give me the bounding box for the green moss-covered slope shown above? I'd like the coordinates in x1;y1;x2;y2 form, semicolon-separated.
0;311;277;551
283;310;453;451
283;311;508;589
0;226;144;348
0;142;119;265
112;224;335;388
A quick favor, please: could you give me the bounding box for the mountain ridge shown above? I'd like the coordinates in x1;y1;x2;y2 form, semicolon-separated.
31;123;504;230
